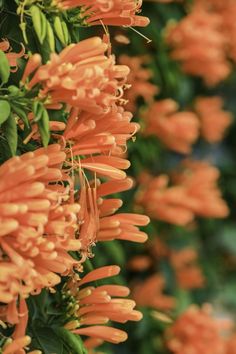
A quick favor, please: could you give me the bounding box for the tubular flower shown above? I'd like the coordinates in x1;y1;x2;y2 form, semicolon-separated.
53;0;150;27
2;336;32;354
21;37;130;114
1;299;40;354
64;105;139;167
170;248;205;289
142;99;200;154
172;160;229;219
136;173;197;225
166;5;230;86
194;97;232;143
226;333;236;354
0;39;26;72
0;144;81;312
22;112;66;145
119;55;158;112
166;305;228;354
63;102;148;257
136;160;229;225
76;174;149;257
132;273;175;310
195;0;236;62
64;266;142;348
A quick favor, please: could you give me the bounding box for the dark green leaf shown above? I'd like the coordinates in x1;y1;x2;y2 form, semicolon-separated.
54;328;87;354
32;327;64;354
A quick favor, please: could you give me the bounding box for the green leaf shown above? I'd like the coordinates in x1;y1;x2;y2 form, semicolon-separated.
2;113;17;156
54;328;87;354
33;101;44;122
0;50;10;84
11;104;30;129
0;100;10;124
37;108;50;147
32;327;64;354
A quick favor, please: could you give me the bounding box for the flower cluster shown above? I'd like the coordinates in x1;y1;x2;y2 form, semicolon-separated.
166;305;231;354
166;3;230;85
136;161;229;226
53;0;150;27
194;96;232;143
119;54;158;112
64;265;142;350
142;99;200;154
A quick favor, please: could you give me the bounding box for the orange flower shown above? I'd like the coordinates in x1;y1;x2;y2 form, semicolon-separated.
195;97;232;143
0;144;81;318
170;248;205;289
2;336;32;354
166;305;228;354
76;175;149;257
22;37;130;114
128;255;152;271
0;39;26;72
166;5;230;86
119;55;158;112
136;173;196;225
173;160;229;219
132;273;175;310
136;161;229;225
63;101;148;257
64;265;142;347
53;0;150;27
142;99;200;154
226;333;236;354
64;105;139;169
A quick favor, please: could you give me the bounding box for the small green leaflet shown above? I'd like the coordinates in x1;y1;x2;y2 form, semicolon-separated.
0;100;10;124
2;113;17;156
38;108;50;147
0;50;10;84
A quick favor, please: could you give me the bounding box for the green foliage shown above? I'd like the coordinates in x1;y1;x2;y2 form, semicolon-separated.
0;100;10;124
0;50;10;84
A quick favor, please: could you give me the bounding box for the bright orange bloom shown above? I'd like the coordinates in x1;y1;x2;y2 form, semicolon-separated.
119;55;158;112
142;99;200;154
63;102;148;257
0;144;81;319
0;39;26;72
76;175;149;257
2;336;32;354
132;273;175;310
64;105;139;167
64;265;142;347
53;0;150;27
195;96;232;143
166;305;228;354
166;5;230;86
22;37;130;114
